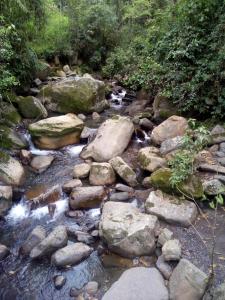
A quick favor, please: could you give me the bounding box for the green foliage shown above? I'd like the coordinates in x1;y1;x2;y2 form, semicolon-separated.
169;119;210;187
209;194;224;209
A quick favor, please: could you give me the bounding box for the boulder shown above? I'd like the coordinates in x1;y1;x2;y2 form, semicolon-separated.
0;244;10;260
153;94;178;120
17;96;48;119
73;163;91;179
28;113;84;149
0;125;28;150
89;162;116;185
145;190;198;227
156;255;173;280
150;168;203;199
81;116;134;162
151;116;188;145
0;152;25;186
38;77;107;114
0;186;12;215
69;186;106;209
30;225;67;259
160;136;184;155
25;184;61;206
99;202;159;258
138;147;167;173
162;239;181;261
109;156;138;187
20;226;46;256
30;155;54;173
51;242;93;267
62;179;82;193
169;259;208;300
102;267;169;300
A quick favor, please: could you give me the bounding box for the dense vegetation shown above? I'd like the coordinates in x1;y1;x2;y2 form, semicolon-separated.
0;0;225;118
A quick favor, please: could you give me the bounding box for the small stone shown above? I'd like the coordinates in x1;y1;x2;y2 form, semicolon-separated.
156;255;173;280
65;210;84;218
63;64;71;74
89;162;116;185
70;287;81;297
142;177;152;188
54;275;66;290
62;179;82;193
84;281;99;296
158;228;174;246
77;114;86;121
115;184;134;193
20;149;32;165
92;112;101;121
109;192;129;202
73;163;91;179
30;155;54;173
0;244;10;260
162;239;181;261
91;230;99;237
76;231;94;245
34;78;42;86
139;118;154;130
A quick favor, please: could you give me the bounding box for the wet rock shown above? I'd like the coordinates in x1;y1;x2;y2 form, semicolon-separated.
0;152;25;186
65;210;84;218
102;267;169;300
110;156;138;187
70;186;106;209
150;168;203;199
160;136;184;155
54;275;66;290
156;255;173;280
62;179;82;193
139;118;154;130
203;179;225;195
0;244;10;260
99;202;159;258
75;231;94;244
81;116;134;162
158;228;174;246
20;149;32;165
30;155;54;173
84;281;99;296
169;258;208;300
29;113;84;150
210;125;225;144
20;226;46;256
145;190;198;227
17;96;48;119
51;242;93;267
115;183;134;193
92;112;101;121
30;225;68;259
153;94;178;120
73;163;91;179
0;186;12;215
89;162;116;185
138;147;167;172
162;239;181;261
25;185;61;206
38;77;107;114
109;192;129;202
151;116;188;145
198;163;225;175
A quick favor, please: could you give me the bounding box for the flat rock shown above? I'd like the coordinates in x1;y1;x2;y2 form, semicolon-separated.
89;162;116;185
30;225;67;259
110;156;138;187
25;184;61;206
30;155;54;173
81;116;134;162
102;267;169;300
169;258;208;300
99;202;159;258
69;186;106;209
145;190;198;227
151;116;188;145
51;242;93;267
73;163;91;179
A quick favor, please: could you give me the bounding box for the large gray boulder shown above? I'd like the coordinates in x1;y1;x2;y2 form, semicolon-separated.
145;190;198;227
38;76;107;114
30;225;67;259
102;267;169;300
51;242;93;267
0;152;25;186
99;202;159;258
81;116;134;162
169;259;208;300
28;113;84;149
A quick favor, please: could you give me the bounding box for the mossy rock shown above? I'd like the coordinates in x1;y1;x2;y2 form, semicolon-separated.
153;94;178;120
150;167;203;199
17;96;48;119
0;102;21;127
0;125;28;149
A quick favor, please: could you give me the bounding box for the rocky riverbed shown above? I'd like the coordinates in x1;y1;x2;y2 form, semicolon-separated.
0;69;225;300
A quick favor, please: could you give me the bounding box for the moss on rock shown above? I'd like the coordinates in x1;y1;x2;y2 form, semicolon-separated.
17;96;48;119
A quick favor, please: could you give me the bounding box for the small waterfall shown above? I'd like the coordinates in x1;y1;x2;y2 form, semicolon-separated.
109;90;126;109
23;132;56;156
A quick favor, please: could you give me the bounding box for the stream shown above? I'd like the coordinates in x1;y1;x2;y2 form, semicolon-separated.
0;87;225;299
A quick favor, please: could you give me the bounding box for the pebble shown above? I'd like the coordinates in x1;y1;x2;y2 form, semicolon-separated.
54;275;66;290
84;281;99;296
109;192;129;202
115;183;134;193
70;287;82;297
